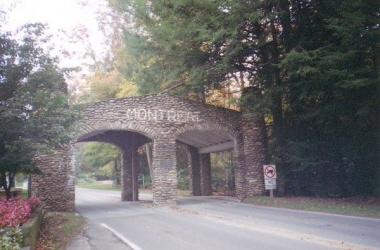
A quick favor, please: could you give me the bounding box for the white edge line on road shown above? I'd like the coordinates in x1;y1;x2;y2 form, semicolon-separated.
100;223;143;250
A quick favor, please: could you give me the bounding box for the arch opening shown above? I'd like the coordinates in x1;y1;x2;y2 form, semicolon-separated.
73;129;152;203
176;129;236;197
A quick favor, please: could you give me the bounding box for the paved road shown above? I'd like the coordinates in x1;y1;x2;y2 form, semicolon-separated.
66;188;380;250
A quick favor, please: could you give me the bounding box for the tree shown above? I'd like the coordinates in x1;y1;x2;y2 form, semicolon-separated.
111;0;380;196
0;24;78;198
73;5;139;184
111;0;235;97
276;0;380;196
76;142;121;183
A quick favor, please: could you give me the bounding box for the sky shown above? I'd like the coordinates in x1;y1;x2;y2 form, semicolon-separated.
0;0;108;70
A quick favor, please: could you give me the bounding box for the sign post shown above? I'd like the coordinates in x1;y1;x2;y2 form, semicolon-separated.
263;165;277;198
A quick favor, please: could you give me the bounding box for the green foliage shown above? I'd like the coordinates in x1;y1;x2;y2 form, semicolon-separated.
177;168;189;190
112;0;242;95
274;0;380;196
176;145;189;190
80;69;137;103
0;228;23;250
73;21;138;181
111;0;380;197
211;152;234;191
138;174;151;189
0;23;79;198
76;142;121;182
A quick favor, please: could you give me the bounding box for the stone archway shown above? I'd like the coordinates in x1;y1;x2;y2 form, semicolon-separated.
30;93;267;211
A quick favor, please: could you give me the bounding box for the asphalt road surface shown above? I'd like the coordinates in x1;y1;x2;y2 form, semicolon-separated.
67;188;380;250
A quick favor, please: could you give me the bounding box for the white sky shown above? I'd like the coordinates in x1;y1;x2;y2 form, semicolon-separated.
0;0;108;70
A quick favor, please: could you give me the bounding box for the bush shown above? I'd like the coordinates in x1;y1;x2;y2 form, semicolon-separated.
0;228;23;250
0;197;41;229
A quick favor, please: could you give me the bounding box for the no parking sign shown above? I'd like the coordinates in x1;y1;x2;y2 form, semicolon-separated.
263;165;277;190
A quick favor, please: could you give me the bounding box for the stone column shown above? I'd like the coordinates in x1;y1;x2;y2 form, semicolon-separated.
131;134;139;201
200;153;212;196
121;147;133;201
121;133;139;201
233;133;247;200
31;145;75;212
185;145;202;196
242;116;267;196
239;87;267;197
152;137;178;205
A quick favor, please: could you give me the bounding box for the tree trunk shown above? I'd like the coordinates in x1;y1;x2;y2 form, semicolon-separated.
113;158;121;186
1;171;12;199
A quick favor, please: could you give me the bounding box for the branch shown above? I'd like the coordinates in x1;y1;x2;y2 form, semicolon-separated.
158;81;185;94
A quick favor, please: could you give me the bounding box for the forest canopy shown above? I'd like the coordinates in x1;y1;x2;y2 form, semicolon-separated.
109;0;380;196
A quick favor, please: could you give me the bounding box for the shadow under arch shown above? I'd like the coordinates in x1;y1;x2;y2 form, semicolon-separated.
174;124;239;197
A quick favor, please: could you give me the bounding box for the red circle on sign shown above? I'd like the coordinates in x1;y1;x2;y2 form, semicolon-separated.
264;165;276;178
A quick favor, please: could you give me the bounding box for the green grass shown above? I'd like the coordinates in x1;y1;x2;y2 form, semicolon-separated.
244;196;380;218
76;181;120;190
20;189;28;198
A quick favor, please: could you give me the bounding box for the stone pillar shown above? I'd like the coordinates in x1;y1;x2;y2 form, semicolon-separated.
31;145;75;212
200;153;212;196
131;134;139;201
121;134;139;201
185;145;202;196
152;137;178;205
242;116;267;196
121;148;133;201
233;133;247;200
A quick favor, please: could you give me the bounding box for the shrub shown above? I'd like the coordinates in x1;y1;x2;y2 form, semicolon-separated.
0;196;40;229
27;196;41;213
0;227;23;250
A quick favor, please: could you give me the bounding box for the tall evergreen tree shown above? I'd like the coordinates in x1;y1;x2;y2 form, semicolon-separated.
111;0;380;196
277;0;380;196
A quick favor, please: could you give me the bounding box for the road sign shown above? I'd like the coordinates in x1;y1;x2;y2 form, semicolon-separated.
265;179;277;190
263;165;276;179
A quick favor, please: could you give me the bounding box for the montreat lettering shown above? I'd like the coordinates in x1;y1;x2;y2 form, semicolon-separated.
125;109;201;123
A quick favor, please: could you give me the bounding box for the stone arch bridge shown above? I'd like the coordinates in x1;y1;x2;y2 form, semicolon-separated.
30;93;266;211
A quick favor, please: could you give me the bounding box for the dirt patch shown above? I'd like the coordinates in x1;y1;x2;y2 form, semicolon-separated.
36;212;87;250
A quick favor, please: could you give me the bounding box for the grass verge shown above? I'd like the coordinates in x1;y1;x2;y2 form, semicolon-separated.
76;181;120;190
244;196;380;218
37;212;87;250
